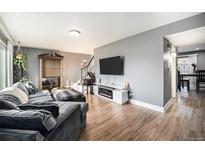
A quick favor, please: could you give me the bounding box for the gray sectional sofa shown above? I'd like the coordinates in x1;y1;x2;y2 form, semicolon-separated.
0;82;88;141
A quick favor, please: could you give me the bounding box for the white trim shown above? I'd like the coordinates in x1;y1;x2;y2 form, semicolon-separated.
0;39;6;47
129;98;173;113
164;98;173;112
129;99;164;112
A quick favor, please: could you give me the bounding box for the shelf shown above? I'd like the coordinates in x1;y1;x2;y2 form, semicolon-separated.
39;52;63;90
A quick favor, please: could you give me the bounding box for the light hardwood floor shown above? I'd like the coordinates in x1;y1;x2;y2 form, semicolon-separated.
80;91;205;141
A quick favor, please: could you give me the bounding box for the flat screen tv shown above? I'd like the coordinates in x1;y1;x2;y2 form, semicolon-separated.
100;56;123;75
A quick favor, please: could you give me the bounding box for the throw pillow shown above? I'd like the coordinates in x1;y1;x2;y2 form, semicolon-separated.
0;86;28;104
25;82;39;94
12;82;29;96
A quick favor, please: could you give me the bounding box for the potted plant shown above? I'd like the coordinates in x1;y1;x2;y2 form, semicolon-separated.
13;54;26;70
13;41;27;82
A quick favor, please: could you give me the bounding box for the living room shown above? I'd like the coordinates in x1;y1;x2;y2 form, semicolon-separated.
1;13;205;140
0;2;205;152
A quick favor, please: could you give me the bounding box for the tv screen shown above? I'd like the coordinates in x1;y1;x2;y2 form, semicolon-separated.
100;56;123;75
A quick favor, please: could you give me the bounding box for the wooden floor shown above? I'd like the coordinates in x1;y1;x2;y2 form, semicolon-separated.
80;91;205;141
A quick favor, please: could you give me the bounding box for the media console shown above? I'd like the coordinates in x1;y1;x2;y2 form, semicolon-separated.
93;85;128;105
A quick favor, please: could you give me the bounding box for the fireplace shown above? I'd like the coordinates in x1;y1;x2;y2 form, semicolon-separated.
98;86;113;99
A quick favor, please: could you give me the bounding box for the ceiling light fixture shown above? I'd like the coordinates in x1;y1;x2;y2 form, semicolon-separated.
196;48;199;50
68;29;81;37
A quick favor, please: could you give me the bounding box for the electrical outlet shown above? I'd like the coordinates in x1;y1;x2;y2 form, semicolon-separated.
128;88;134;98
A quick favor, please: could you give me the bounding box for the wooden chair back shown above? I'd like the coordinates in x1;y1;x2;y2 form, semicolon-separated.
196;70;205;82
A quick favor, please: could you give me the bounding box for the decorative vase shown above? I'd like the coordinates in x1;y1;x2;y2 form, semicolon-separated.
122;81;129;90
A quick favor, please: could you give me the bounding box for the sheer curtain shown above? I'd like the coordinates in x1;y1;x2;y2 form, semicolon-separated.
0;41;6;90
6;40;13;86
0;40;13;90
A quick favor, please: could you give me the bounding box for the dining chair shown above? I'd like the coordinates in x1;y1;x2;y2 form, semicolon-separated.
177;71;190;91
196;70;205;93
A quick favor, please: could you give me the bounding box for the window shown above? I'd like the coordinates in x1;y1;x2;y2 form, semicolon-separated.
177;54;198;87
0;42;6;90
177;57;190;74
177;55;198;74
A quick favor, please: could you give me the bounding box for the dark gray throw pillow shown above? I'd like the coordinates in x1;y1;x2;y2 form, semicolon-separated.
0;109;56;136
25;82;39;94
18;102;59;118
0;94;21;109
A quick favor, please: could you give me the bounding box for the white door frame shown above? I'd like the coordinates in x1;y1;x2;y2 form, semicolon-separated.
171;45;177;98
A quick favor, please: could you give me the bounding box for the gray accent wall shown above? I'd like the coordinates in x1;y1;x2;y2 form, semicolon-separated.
94;13;205;107
163;38;176;105
21;47;91;88
94;30;164;107
197;51;205;70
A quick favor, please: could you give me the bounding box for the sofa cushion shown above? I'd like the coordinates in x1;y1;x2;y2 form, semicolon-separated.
0;128;44;141
53;102;80;123
0;86;28;104
0;109;56;136
0;94;21;109
54;101;88;120
45;102;81;141
12;82;29;96
18;102;59;118
67;101;88;119
28;95;54;104
29;90;50;99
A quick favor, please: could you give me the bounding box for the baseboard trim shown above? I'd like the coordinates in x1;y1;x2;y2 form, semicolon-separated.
164;98;173;112
129;98;173;113
129;99;164;112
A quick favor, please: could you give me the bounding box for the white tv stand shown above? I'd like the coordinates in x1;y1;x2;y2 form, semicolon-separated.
93;84;128;105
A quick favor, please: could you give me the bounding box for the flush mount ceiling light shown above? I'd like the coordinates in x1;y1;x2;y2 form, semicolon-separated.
68;29;81;37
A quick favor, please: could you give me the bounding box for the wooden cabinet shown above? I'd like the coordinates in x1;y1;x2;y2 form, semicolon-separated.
39;52;64;90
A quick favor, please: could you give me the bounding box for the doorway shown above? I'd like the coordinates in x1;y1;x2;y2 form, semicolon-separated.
166;26;205;94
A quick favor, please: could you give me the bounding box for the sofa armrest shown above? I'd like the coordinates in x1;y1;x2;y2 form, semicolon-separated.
0;128;44;141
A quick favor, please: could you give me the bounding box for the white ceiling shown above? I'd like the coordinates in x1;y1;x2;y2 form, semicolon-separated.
0;12;200;54
166;26;205;47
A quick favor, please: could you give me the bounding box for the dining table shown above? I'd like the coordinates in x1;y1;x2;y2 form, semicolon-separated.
178;73;198;91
